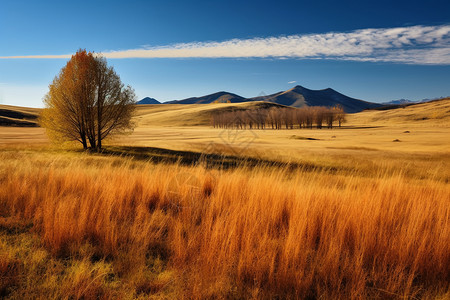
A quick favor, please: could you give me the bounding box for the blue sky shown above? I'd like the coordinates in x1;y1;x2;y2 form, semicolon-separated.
1;0;449;107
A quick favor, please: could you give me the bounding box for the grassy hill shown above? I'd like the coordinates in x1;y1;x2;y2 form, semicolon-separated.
134;101;286;127
135;98;450;127
348;97;450;126
0;102;285;128
1;97;449;298
2;98;449;130
2;98;449;129
0;105;41;127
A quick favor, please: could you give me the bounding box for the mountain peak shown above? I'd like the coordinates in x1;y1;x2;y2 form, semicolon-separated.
292;86;336;93
248;85;382;112
162;85;383;113
166;91;246;104
137;97;161;105
288;85;307;93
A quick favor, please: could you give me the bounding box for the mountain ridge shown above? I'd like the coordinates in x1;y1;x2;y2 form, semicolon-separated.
247;85;383;113
161;85;383;113
165;91;247;104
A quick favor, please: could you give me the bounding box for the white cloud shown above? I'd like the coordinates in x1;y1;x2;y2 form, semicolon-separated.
1;25;449;64
288;81;296;84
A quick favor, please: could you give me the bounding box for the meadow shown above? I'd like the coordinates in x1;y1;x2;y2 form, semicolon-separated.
0;100;449;299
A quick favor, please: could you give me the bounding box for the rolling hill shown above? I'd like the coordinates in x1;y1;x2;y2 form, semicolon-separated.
2;97;449;129
348;97;450;126
0;105;41;127
134;101;285;127
135;97;450;127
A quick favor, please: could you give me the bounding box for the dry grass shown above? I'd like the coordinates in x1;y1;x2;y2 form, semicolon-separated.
1;98;449;129
0;104;41;127
348;98;450;126
133;101;286;127
0;104;41;118
0;149;449;299
135;98;450;128
115;99;450;158
1;100;449;298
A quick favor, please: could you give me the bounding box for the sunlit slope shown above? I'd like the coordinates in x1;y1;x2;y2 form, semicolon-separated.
349;98;450;126
128;99;450;156
135;98;450;127
2;98;449;129
134;102;285;127
0;104;41;127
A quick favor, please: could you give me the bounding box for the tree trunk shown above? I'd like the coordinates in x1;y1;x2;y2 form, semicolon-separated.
88;137;96;150
80;131;88;149
97;106;102;150
97;136;102;150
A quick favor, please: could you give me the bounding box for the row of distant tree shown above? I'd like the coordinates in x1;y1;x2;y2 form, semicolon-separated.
211;106;346;130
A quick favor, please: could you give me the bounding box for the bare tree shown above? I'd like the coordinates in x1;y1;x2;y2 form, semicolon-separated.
210;105;344;131
325;107;336;129
334;105;346;127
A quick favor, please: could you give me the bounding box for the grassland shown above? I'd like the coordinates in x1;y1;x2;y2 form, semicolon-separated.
0;100;449;299
0;104;40;127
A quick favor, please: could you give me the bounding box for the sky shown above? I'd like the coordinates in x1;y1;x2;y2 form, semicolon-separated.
0;0;449;107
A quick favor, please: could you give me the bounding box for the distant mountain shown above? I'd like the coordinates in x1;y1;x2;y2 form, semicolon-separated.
165;91;247;104
160;85;383;113
248;85;383;113
137;97;160;104
382;99;418;105
381;97;450;105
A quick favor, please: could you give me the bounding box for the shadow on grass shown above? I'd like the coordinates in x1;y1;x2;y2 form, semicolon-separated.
335;125;383;130
95;145;342;173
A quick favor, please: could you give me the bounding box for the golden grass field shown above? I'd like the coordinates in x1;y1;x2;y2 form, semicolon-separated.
0;100;449;299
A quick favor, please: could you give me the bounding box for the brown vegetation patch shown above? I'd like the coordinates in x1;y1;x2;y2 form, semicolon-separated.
0;150;448;298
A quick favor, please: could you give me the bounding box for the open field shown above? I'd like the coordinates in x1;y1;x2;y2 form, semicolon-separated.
2;99;450;157
1;146;449;299
1;100;449;299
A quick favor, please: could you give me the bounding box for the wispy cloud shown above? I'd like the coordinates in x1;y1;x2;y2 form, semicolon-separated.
288;81;297;84
1;25;449;64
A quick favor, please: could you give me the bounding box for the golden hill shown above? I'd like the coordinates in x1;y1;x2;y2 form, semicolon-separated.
1;98;449;129
134;101;285;127
0;104;41;127
348;98;450;126
0;102;284;128
135;98;450;127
